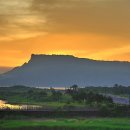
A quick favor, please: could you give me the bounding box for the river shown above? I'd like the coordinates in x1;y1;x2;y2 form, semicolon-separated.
0;100;41;110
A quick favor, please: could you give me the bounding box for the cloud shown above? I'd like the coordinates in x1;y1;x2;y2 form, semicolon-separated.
0;0;130;41
30;0;130;37
0;0;46;41
0;0;130;65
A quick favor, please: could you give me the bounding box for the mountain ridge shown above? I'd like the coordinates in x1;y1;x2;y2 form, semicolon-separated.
0;54;130;87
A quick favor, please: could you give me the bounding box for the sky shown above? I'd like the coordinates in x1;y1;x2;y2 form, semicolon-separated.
0;0;130;73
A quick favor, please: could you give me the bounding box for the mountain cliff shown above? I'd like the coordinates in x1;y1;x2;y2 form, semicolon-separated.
0;54;130;87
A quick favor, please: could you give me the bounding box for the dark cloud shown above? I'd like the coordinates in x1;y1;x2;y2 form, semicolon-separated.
30;0;130;37
0;0;46;40
0;0;130;40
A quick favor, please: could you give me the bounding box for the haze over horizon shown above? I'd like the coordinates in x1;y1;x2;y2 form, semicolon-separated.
0;0;130;73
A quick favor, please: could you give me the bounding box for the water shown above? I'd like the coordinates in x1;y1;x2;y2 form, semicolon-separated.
0;100;41;110
0;100;21;109
106;94;129;105
36;87;66;90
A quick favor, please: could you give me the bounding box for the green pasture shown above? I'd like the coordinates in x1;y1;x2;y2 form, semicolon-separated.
0;118;130;130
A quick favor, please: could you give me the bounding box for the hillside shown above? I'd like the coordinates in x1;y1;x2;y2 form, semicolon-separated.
0;54;130;87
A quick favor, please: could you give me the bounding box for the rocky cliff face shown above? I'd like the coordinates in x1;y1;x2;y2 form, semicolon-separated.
0;54;130;87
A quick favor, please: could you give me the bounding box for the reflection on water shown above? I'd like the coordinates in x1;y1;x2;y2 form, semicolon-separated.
0;100;41;110
0;100;21;109
36;87;66;90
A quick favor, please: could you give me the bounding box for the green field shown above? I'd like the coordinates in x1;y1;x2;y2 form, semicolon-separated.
0;85;114;109
0;118;130;130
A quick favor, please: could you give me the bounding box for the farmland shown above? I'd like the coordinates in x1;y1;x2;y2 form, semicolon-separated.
0;118;130;130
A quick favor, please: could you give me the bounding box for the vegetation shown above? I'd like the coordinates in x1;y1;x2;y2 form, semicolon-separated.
0;85;113;109
66;85;113;104
0;85;130;118
0;118;130;130
0;85;130;129
83;84;130;96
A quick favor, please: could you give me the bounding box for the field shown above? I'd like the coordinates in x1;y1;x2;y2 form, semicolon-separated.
0;87;87;110
0;86;130;129
0;85;114;109
0;118;130;130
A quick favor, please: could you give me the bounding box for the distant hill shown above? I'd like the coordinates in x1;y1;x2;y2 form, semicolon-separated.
0;54;130;87
0;66;13;74
0;85;34;93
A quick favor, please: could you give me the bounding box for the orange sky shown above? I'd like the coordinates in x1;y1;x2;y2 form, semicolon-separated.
0;0;130;72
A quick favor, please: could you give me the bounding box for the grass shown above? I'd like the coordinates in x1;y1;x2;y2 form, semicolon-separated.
6;101;86;109
0;118;130;130
32;102;86;107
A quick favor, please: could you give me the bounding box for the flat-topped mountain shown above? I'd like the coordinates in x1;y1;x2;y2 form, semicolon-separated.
0;54;130;87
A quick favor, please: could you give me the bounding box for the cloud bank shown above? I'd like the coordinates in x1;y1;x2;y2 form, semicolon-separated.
0;0;130;40
0;0;130;70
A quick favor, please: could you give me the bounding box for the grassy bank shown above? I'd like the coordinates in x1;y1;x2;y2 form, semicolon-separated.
0;118;130;130
0;85;114;109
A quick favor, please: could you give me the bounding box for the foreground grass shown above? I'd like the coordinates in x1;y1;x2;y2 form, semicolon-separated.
0;118;130;130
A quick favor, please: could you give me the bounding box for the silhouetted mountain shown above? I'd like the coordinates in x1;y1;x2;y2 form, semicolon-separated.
0;54;130;87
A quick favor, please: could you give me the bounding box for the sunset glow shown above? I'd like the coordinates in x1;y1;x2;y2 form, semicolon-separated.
0;0;130;72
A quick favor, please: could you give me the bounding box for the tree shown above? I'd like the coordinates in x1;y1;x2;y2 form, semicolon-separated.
52;91;62;102
70;84;79;92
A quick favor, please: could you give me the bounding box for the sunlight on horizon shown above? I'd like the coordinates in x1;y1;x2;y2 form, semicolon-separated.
0;0;130;70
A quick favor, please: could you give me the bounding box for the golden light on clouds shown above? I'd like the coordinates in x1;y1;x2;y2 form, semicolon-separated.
0;0;130;72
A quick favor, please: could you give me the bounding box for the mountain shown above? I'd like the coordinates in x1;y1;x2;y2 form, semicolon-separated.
0;54;130;87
